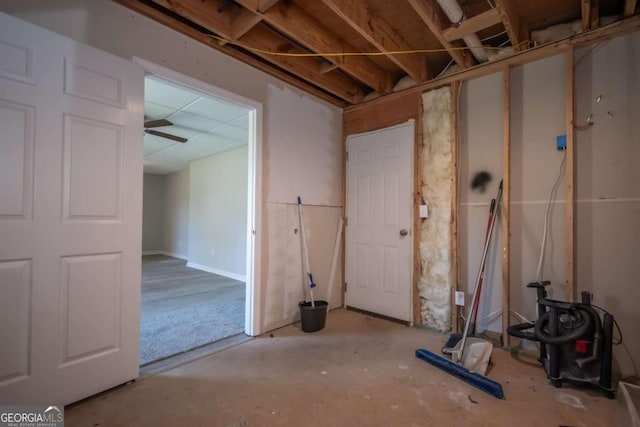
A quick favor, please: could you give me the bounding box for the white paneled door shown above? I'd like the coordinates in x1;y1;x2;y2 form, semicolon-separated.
346;122;414;322
0;13;143;404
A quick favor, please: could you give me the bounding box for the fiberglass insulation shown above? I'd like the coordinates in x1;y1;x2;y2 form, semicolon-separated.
420;87;453;331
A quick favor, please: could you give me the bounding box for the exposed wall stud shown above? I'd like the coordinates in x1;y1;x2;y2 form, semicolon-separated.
566;46;576;302
502;66;511;348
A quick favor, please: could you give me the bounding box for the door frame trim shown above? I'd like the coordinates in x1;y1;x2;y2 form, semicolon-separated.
344;120;415;322
133;58;263;337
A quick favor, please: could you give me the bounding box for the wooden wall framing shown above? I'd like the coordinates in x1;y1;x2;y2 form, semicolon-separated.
342;16;638;338
502;67;511;347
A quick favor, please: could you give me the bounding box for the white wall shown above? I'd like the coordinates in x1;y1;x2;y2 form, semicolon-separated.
458;38;640;378
0;0;344;333
509;54;567;321
164;169;190;259
142;174;165;252
459;72;504;333
574;33;640;379
188;147;247;279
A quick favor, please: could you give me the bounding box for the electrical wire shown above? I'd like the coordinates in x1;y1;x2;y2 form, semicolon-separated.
481;30;507;43
591;304;624;345
207;33;532;57
535;150;567;282
435;58;456;79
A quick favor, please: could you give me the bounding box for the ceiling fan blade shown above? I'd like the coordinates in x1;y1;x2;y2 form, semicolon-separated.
144;129;188;143
144;119;173;128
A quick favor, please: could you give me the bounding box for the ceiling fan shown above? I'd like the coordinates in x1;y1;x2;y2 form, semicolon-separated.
144;118;188;143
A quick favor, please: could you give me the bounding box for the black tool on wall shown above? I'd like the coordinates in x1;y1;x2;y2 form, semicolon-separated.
507;282;616;398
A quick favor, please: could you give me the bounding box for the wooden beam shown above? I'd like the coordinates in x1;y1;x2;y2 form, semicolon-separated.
151;0;231;37
591;0;600;29
443;8;502;42
113;0;347;107
407;0;471;68
450;81;460;334
241;26;365;103
230;8;263;41
414;99;424;327
322;0;429;82
258;0;280;13
344;14;640;112
343;90;420;134
235;0;393;92
320;62;340;74
501;67;511;348
625;0;638;17
494;0;523;51
582;0;592;31
566;46;575;302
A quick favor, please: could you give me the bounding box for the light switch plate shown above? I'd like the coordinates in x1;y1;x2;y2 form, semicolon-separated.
455;291;465;306
419;204;429;218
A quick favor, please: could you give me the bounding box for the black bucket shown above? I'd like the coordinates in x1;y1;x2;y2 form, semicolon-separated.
298;300;328;333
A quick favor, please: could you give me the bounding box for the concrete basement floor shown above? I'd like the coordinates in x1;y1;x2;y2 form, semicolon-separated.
67;309;616;426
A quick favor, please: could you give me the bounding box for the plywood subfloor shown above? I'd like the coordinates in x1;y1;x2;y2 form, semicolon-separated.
66;309;616;426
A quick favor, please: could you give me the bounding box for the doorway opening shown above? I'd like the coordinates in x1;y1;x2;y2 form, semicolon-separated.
137;60;262;365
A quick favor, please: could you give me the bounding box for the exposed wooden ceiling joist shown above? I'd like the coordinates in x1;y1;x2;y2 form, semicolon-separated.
115;0;637;107
241;25;365;103
113;0;348;106
228;8;263;42
591;0;600;29
235;0;394;92
406;0;471;68
494;0;524;50
442;8;502;42
582;0;592;30
151;0;231;36
321;0;429;82
345;13;640;112
624;0;637;17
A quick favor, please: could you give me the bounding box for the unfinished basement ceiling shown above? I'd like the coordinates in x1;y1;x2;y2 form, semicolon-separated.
115;0;636;106
143;75;250;175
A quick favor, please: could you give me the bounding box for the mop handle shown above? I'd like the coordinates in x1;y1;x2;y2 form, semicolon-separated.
460;180;503;360
471;198;496;330
298;197;316;307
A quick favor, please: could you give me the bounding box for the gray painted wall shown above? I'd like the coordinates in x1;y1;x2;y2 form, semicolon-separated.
164;169;190;259
188;146;248;278
142;174;165;252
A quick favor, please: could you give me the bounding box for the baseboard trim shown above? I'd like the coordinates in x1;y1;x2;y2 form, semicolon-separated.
186;262;246;282
142;250;164;256
142;250;188;260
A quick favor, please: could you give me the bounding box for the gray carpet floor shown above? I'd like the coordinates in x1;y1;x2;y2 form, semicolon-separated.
140;255;245;365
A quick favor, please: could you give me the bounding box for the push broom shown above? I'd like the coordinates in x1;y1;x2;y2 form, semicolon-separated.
415;181;505;399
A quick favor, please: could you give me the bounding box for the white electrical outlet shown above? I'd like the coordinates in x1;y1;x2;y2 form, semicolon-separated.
419;204;429;218
455;291;465;306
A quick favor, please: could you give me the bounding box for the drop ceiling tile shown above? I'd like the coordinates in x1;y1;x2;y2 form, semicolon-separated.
167;111;222;132
182;97;249;122
230;114;249;129
188;132;244;151
144;134;177;155
145;76;201;109
211;124;248;141
145;102;176;120
150;125;201;139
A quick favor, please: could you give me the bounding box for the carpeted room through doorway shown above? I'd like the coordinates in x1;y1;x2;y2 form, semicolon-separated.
140;255;245;365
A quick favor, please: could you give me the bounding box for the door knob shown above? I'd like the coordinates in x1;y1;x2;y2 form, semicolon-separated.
399;229;408;236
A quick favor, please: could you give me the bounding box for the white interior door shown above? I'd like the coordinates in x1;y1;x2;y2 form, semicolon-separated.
0;13;143;404
346;122;414;322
